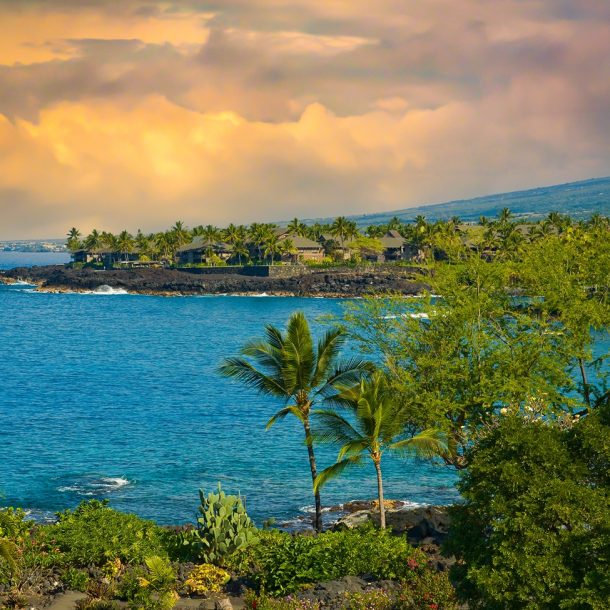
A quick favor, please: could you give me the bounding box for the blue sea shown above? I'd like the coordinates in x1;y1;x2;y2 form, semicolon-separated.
0;253;510;526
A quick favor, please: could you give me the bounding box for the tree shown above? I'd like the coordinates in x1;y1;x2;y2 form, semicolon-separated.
84;229;103;251
314;370;446;528
66;227;81;251
263;233;280;265
171;221;191;247
446;408;610;608
117;230;134;262
219;312;371;531
345;236;384;261
330;217;352;248
342;253;577;469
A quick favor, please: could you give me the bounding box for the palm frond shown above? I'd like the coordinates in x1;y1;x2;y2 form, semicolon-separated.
316;357;374;398
312;328;345;386
313;455;363;492
283;312;315;393
266;405;305;429
389;428;448;460
313;409;362;446
218;357;287;397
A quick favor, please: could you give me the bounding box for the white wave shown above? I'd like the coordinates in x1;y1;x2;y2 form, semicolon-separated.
10;280;35;286
91;285;129;295
57;475;131;496
252;292;269;297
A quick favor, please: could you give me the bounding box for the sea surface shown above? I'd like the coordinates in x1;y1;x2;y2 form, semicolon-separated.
2;251;598;528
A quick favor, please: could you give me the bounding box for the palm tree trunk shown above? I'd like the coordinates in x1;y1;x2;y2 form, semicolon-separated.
374;459;386;529
303;419;322;532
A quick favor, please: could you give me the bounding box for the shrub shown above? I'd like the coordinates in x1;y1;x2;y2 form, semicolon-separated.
445;411;610;609
61;567;91;592
243;525;426;596
175;486;259;566
123;556;178;610
184;564;230;594
341;589;393;610
397;571;458;610
39;500;167;567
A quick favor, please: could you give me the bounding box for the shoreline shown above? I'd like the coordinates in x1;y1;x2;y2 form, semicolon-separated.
0;264;428;298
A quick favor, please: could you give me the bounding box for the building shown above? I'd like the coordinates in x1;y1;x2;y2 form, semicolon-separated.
176;237;233;265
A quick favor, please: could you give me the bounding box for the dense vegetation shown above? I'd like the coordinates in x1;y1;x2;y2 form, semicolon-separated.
3;210;610;608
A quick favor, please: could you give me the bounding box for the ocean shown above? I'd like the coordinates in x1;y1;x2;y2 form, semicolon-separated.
0;252;458;526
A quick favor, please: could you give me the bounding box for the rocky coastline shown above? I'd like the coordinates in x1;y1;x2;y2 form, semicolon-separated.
0;265;428;297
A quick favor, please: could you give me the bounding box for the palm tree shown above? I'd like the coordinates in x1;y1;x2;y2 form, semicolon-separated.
263;233;280;265
117;230;134;262
314;370;446;529
232;239;249;265
330;217;351;248
84;229;103;251
171;221;190;244
498;208;512;224
219;312;372;531
287;218;307;236
66;227;81;251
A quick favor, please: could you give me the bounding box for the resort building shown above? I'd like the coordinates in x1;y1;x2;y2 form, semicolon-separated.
176;237;234;265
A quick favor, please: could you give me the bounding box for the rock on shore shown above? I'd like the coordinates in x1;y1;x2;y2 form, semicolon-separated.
1;265;428;297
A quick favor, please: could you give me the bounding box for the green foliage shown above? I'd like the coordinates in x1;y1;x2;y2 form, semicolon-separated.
40;500;167;567
342;254;582;468
0;508;32;540
182;485;258;565
244;572;458;610
445;411;610;609
122;556;178;610
243;525;426;596
61;567;91;592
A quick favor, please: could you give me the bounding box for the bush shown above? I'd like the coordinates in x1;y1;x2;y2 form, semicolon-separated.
242;525;426;596
445;411;610;609
172;486;258;566
39;500;168;567
122;556;178;610
61;567;91;592
184;564;230;594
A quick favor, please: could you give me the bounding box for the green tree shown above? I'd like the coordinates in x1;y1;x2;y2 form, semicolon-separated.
343;254;576;468
446;408;610;609
314;370;446;528
66;227;82;251
219;312;371;531
117;230;134;262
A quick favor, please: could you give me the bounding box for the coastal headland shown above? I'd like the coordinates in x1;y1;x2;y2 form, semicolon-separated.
0;264;428;297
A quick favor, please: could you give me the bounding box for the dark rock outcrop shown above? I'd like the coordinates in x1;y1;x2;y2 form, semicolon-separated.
1;265;428;297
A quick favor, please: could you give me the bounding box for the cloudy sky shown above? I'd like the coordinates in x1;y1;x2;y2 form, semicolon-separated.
1;0;609;238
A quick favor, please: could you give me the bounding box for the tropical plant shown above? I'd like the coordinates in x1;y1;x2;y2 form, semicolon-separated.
186;485;259;565
314;370;446;528
184;564;230;594
124;556;178;610
244;526;426;595
219;312;371;531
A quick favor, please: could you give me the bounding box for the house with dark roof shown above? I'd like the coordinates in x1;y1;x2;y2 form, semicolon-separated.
275;229;325;262
176;237;233;265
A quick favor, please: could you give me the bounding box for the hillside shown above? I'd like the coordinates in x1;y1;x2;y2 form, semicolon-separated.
310;176;610;226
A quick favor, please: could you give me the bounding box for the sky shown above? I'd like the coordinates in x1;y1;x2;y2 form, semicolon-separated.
1;1;609;238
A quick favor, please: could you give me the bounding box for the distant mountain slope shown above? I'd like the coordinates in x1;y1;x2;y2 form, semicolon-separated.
311;176;610;226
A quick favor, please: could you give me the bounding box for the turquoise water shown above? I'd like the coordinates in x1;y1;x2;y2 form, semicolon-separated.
0;253;457;526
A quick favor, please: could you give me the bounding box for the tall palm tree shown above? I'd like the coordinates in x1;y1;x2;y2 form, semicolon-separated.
84;229;103;251
263;233;280;265
66;227;82;252
232;238;249;265
330;217;351;248
219;312;372;531
314;370;446;529
117;230;134;262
